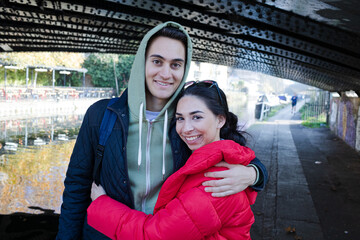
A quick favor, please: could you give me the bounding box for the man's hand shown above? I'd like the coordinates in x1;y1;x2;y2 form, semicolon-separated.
202;161;257;197
91;182;106;201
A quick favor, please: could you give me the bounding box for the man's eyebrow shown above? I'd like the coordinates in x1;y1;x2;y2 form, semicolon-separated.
173;58;185;62
149;54;185;62
149;54;164;59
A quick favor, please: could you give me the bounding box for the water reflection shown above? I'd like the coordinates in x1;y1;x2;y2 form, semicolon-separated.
0;115;83;214
0;115;83;147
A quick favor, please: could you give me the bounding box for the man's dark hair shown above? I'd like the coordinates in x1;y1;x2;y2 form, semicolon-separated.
146;26;188;60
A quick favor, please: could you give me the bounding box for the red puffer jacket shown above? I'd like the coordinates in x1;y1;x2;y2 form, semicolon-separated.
87;140;257;239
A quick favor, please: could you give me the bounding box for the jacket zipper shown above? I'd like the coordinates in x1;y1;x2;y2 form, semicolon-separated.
141;119;153;212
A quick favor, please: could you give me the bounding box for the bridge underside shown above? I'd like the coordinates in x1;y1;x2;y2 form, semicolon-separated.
1;0;360;92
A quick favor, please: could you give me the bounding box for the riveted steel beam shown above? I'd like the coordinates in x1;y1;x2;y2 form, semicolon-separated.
0;0;359;92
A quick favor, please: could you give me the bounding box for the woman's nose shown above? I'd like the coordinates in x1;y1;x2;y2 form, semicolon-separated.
183;120;194;132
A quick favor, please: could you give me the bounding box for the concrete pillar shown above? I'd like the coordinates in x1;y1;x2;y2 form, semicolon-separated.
4;68;6;95
356;102;360;152
83;72;85;87
26;67;29;88
52;69;55;88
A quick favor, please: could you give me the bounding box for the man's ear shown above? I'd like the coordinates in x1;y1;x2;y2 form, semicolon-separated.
217;115;226;129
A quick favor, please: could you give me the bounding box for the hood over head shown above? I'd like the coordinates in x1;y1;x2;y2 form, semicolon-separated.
127;21;193;118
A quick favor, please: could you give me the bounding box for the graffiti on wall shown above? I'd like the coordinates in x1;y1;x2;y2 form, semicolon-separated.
334;97;359;149
329;99;338;134
356;106;360;152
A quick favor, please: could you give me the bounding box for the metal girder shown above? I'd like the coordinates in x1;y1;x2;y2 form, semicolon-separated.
0;0;359;92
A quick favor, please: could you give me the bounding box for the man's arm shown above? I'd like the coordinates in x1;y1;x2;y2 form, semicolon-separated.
202;157;268;197
248;157;268;191
56;109;94;240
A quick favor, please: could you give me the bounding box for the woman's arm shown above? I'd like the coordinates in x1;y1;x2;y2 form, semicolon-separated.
87;188;222;240
202;157;268;197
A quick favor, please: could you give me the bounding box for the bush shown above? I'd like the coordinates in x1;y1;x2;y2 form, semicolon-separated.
299;104;327;128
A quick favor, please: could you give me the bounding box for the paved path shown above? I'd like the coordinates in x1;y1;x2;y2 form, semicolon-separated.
247;100;360;240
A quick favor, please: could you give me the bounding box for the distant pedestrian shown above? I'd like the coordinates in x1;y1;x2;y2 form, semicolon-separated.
291;94;298;113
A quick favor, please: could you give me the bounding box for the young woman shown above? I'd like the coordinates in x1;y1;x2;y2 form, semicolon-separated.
87;80;258;239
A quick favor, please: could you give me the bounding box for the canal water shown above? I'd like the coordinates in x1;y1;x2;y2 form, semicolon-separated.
0;93;257;215
0;115;83;214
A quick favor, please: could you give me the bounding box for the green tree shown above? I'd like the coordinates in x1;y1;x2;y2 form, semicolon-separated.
117;55;135;89
68;72;84;87
82;54;134;88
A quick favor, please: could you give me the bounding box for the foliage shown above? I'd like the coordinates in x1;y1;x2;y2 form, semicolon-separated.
0;52;135;88
68;72;84;87
230;80;244;90
301;118;327;128
0;67;83;87
299;104;327;128
82;54;134;88
0;52;85;86
0;52;84;68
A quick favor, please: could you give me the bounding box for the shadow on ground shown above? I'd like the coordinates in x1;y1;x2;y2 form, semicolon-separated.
0;206;59;240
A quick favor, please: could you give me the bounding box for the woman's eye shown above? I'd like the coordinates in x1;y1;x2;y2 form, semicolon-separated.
176;117;184;121
193;115;202;120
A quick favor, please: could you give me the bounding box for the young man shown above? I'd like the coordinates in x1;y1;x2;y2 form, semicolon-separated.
56;22;267;240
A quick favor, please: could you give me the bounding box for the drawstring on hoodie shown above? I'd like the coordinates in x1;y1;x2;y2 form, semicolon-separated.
162;110;168;180
138;102;143;169
137;102;168;180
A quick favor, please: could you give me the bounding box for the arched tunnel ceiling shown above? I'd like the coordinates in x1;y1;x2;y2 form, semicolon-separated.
0;0;359;92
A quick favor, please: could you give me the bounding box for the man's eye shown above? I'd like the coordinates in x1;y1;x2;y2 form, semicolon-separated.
172;63;181;69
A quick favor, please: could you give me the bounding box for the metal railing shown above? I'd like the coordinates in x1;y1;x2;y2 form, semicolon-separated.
302;90;330;123
0;86;114;101
255;101;271;121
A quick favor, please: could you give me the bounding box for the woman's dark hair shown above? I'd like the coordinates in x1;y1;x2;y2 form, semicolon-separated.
146;26;187;59
178;81;248;146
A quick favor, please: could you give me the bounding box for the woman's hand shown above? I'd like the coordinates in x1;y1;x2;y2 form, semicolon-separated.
91;182;107;201
202;161;257;197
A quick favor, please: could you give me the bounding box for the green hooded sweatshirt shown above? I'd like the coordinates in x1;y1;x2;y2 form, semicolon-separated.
126;21;193;214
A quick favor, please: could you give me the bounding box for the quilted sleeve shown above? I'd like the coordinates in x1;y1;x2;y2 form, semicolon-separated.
87;188;222;240
56;108;95;240
249;157;268;192
57;99;109;240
